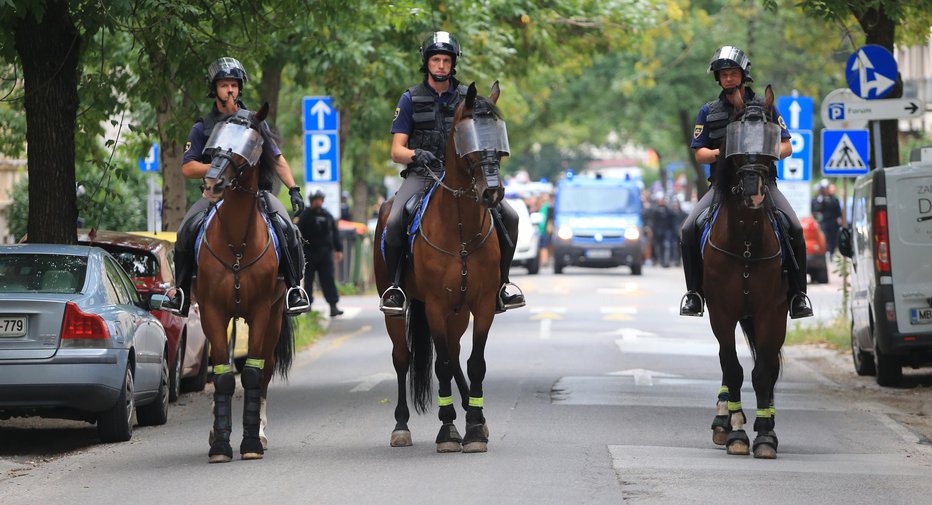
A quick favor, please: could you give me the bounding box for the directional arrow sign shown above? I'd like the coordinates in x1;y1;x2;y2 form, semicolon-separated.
846;45;898;100
828;98;924;122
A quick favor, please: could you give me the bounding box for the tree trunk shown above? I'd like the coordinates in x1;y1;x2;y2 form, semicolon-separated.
259;58;285;127
15;2;80;244
351;173;369;223
858;5;900;169
678;108;707;198
157;94;187;231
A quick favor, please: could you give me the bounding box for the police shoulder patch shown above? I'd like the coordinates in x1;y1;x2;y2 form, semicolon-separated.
693;125;704;139
393;107;400;122
184;141;191;153
778;116;787;130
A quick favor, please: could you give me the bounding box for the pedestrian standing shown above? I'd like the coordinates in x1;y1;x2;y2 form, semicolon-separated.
297;190;344;317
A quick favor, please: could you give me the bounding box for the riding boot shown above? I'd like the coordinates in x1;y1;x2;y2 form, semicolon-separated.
163;210;204;317
493;205;525;313
271;213;310;315
788;228;813;319
379;243;407;318
679;236;705;317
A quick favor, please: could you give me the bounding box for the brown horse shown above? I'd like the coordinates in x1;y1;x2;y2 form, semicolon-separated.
703;85;787;459
374;82;507;453
195;103;293;463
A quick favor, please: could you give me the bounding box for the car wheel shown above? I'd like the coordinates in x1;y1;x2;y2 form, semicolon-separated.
630;262;642;276
97;366;135;442
168;341;183;403
181;341;210;393
874;344;902;387
137;350;169;426
554;259;564;274
527;254;540;275
851;323;875;376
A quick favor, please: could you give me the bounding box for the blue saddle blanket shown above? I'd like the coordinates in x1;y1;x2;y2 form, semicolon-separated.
380;178;442;258
195;200;280;265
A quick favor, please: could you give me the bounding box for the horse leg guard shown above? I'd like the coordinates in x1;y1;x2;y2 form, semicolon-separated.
209;371;235;463
240;364;264;459
463;400;489;453
752;415;778;459
724;410;750;456
435;422;463;453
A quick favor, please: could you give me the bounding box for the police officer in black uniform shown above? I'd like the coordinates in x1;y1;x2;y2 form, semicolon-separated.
297;189;344;317
379;31;526;318
163;57;311;316
679;46;813;319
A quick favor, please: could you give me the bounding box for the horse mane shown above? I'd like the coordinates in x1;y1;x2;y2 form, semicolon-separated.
257;119;281;189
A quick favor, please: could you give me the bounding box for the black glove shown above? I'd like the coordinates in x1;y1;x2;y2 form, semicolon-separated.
412;149;441;173
289;186;305;214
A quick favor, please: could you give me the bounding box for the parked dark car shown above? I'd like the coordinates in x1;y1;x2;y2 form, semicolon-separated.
79;230;210;398
0;244;170;442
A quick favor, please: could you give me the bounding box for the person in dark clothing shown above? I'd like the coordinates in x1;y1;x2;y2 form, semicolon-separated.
162;57;310;317
811;179;843;256
297;190;344;317
379;31;525;318
678;46;812;319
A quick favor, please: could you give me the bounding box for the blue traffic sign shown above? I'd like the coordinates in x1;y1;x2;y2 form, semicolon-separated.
138;143;159;172
777;95;813;131
302;96;340;184
304;132;339;183
303;96;338;132
778;131;811;182
822;129;869;176
845;45;898;100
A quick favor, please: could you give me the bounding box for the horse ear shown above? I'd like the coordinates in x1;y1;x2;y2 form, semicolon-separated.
256;102;270;123
764;85;774;109
466;82;477;110
489;80;500;104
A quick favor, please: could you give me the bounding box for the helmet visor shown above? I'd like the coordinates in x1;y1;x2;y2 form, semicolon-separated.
453;117;510;157
725;120;781;160
208;57;247;82
204;121;264;168
709;46;749;72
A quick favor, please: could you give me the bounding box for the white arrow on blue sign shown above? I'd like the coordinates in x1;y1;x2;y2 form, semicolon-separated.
303;96;340;185
777;95;813;131
138;143;159;172
845;45;898;100
822;129;870;176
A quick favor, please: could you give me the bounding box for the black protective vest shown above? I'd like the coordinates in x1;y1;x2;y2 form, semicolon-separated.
196;101;275;190
406;81;467;172
704;90;776;181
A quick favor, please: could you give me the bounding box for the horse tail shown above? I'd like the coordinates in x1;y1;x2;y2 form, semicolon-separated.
407;299;433;414
738;317;757;362
274;316;295;380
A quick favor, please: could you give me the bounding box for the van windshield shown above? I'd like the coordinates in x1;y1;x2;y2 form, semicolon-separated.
558;186;640;214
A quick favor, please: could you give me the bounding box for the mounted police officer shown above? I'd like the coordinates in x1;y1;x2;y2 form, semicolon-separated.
679;46;813;319
163;57;311;317
379;31;525;317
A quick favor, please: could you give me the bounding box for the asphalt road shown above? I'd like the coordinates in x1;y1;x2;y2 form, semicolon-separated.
2;263;931;504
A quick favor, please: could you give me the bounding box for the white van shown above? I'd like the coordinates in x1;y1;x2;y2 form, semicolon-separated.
839;147;932;386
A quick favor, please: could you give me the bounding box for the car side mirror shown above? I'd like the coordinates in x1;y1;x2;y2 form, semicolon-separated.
148;293;170;311
837;227;853;258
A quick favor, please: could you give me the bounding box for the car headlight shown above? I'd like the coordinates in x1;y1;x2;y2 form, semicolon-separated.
624;226;640;241
557;225;574;240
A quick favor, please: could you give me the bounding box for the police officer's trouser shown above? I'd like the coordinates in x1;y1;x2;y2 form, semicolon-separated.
384;172;434;287
304;246;339;305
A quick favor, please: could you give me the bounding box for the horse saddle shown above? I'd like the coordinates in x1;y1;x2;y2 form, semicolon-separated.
404;180;442;252
194;199;281;266
697;196;788;265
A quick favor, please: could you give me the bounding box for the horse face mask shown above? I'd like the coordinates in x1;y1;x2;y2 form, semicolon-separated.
204;109;265;180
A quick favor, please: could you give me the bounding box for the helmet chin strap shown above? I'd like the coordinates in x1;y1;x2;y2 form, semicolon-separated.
722;85;741;95
430;72;452;82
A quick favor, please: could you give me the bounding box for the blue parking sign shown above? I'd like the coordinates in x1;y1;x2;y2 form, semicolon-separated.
304;132;339;183
778;131;811;182
777;96;813;131
138;143;159;172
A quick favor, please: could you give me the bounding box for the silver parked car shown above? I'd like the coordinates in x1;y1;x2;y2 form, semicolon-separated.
0;244;170;442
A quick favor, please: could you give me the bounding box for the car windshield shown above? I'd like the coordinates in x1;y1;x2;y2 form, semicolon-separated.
101;247;159;278
0;254;87;294
558;185;640;214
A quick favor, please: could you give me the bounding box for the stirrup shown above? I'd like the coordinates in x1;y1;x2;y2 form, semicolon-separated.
285;286;311;315
379;286;407;318
162;288;185;316
679;291;704;317
496;283;526;313
789;293;814;319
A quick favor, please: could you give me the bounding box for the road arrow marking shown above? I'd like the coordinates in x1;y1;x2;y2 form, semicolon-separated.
348;372;396;392
609;368;682;386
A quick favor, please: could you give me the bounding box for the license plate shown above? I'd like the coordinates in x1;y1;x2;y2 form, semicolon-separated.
0;316;26;337
910;308;932;325
585;249;612;259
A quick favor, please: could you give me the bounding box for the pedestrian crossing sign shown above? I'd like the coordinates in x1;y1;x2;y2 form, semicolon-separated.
821;129;869;176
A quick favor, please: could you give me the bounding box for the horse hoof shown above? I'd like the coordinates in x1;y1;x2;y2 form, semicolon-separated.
436;441;462;453
390;430;413;447
483;422;490;439
241;452;264;460
209;454;232;464
260;434;269;450
463;441;488;453
726;441;750;455
712;427;729;446
753;445;777;459
752;432;778;459
725;430;750;456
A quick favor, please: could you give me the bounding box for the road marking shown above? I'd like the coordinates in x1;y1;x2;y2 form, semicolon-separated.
609;368;682;386
347;372;396;392
539;319;552;340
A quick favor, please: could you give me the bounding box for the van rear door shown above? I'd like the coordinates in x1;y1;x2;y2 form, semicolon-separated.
887;165;932;333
